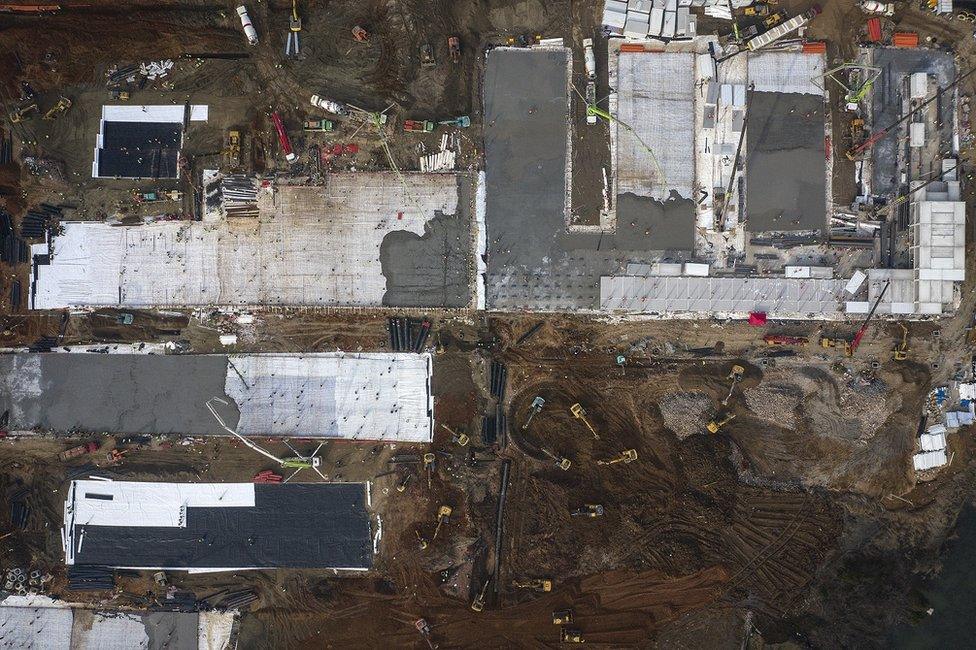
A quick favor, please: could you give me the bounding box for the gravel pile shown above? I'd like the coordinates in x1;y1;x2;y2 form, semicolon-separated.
744;384;803;429
658;391;712;439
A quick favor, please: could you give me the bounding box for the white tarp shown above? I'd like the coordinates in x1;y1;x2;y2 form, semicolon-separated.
101;104;208;123
615;51;695;201
31;174;461;309
226;353;434;442
913;449;947;471
747;51;825;96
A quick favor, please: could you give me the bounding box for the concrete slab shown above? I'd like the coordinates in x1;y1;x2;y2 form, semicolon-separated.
483;48;693;311
0;352;432;441
745;92;826;235
870;48;954;197
31;173;473;309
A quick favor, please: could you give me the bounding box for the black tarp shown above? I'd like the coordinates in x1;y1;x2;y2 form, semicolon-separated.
96;121;182;178
72;483;373;570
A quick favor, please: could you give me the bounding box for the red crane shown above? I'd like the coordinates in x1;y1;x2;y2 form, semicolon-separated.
271;111;297;163
849;279;890;355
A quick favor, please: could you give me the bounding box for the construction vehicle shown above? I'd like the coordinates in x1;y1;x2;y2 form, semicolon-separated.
541;448;572;471
440;423;469;446
403;119;435;133
585;82;597;125
582;38;596;81
819;336;851;355
110;90;130;101
570;403;599;439
860;0;894;15
424;452;436;488
414;619;435;650
284;0;301;58
552;609;574;625
471;577;490;612
762;12;784;27
560;628;584;643
513;578;552;592
303;119;335;132
396;474;412;493
722;365;745;406
352;25;368;42
58;440;98;462
225;130;241;165
9;103;37;123
236;5;259;46
848;279;891;356
849;117;865;145
152;571;167;587
763;335;808;346
433;505;452;538
105;449;128;465
270;111;297;163
571;504;604;517
415;529;428;549
116;313;134;325
133;189;182;203
310;95;350;116
743;2;770;15
597;449;637;466
706;412;736;434
439;115;471;128
448;36;460;63
420;43;436;67
522;396;545;429
894;323;909;361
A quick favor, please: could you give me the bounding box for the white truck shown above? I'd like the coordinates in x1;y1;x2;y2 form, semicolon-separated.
310;95;350;116
582;38;596;81
236;6;258;46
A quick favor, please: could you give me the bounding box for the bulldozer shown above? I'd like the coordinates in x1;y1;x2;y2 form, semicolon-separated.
894;323;909;361
597;449;637;466
706;412;736;434
513;578;552;592
42;96;71;120
820;336;852;356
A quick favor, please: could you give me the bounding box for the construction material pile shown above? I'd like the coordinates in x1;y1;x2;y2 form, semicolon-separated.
420;133;457;172
744;383;803;429
221;174;259;218
658;391;711;439
139;59;174;80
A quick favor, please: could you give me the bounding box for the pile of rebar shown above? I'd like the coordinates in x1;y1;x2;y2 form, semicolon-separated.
20;204;62;239
481;404;507;446
0;130;12;164
222;174;260;218
388;317;431;352
66;566;115;591
0;210;28;265
202;588;259;610
8;488;30;529
489;361;507;400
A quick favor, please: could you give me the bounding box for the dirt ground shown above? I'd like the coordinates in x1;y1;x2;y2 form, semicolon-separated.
4;0;976;648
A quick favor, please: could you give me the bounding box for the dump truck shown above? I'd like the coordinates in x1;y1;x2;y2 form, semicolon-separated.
582;38;596;80
310;95;350;116
404;119;435;133
303;119;335;132
59;441;99;462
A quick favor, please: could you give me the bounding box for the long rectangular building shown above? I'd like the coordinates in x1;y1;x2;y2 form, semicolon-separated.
0;352;433;442
64;481;373;571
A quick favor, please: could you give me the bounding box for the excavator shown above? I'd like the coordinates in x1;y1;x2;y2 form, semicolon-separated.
470;577;490;612
433;505;452;538
894;323;909;361
513;578;552;592
706;412;736;434
9;102;37;123
570;402;599;439
571;504;604;517
597;449;637;466
722;365;745;406
42;96;71;120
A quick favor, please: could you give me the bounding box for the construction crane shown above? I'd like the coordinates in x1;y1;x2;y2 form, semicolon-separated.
717;84;755;230
285;0;301;58
847;65;976;160
818;63;881;111
205;397;325;481
848;279;891;356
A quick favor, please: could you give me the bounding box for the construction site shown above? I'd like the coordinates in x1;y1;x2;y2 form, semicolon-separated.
3;0;976;648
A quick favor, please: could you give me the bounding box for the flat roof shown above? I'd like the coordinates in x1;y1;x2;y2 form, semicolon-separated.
31;173;473;309
0;352;433;442
64;481;373;571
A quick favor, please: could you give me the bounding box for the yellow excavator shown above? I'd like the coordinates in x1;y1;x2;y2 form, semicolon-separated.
9;102;37;123
894;323;909;361
706;412;736;434
597;449;637;466
42;96;71;120
513;578;552;592
470;577;490;612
